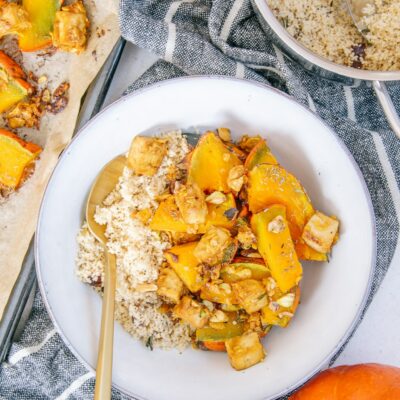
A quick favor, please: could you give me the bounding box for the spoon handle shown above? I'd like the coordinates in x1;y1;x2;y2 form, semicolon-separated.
94;250;117;400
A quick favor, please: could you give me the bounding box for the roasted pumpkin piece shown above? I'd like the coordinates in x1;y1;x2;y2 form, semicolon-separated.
232;279;268;314
200;192;237;232
200;282;238;305
199;341;227;352
156;267;184;304
188;131;242;193
19;0;63;52
295;241;327;262
150;195;192;233
52;0;89;54
127;136;167;176
248;164;314;241
0;129;41;189
251;205;302;293
221;257;269;283
164;242;206;292
131;208;153;225
225;332;265;371
175;182;208;225
0;1;31;38
0;51;33;113
244;139;278;170
193;226;232;265
196;318;244;344
302;211;340;254
261;286;300;328
173;296;210;329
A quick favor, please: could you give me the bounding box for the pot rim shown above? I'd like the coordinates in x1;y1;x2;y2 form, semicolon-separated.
254;0;400;81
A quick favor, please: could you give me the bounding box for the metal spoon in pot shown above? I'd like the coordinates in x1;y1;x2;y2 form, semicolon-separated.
86;155;126;400
344;0;400;139
344;0;375;37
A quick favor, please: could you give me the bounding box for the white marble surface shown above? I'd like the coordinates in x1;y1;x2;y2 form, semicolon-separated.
104;42;400;368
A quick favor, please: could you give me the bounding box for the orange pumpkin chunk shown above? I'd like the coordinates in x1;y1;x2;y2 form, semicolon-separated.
248;164;314;241
251;205;302;293
188;131;242;193
244;139;278;170
19;0;62;52
0;50;32;113
0;129;41;189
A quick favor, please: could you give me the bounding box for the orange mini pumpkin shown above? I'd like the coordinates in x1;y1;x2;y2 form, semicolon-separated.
290;364;400;400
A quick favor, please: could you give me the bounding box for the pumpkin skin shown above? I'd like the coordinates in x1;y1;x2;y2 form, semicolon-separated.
290;364;400;400
19;0;63;52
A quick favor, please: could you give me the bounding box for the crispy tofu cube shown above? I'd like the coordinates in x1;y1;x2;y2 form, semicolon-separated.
173;296;210;329
127;136;167;176
232;279;268;314
200;282;238;305
52;1;90;54
225;332;265;370
194;226;232;265
175;183;208;224
0;2;30;38
157;267;184;304
302;211;339;253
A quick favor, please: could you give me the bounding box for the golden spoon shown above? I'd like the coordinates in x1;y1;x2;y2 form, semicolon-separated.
86;155;126;400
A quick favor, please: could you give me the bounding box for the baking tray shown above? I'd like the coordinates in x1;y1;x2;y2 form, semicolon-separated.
0;38;126;363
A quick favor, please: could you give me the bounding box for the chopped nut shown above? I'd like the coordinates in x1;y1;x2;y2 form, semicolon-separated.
276;293;295;308
202;300;215;312
268;301;279;312
265;277;276;294
278;311;294;319
41;89;51;103
38;75;48;85
237;134;262;152
227;165;245;192
237;225;257;249
205;191;226;205
46;82;70;114
219;282;232;294
268;215;285;234
217;127;231;142
135;283;157;293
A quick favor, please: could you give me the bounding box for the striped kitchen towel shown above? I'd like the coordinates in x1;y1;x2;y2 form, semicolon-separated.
0;0;399;399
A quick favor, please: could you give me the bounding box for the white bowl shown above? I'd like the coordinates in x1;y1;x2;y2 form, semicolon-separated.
35;76;375;400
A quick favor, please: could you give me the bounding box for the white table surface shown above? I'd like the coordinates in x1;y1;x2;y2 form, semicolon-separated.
103;42;400;368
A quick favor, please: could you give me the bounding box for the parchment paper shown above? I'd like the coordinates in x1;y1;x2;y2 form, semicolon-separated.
0;0;120;319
